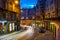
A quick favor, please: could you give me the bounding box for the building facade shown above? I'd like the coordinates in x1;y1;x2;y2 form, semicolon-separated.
0;0;20;35
5;0;20;20
44;0;60;40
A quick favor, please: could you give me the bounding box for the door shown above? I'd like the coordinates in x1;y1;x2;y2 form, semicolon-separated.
50;24;56;37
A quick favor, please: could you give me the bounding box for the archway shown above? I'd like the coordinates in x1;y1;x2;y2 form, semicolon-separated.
50;21;59;40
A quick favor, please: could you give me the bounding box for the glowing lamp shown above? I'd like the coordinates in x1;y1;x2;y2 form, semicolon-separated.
15;0;19;4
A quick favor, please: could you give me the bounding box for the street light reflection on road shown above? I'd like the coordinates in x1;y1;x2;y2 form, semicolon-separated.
16;26;34;40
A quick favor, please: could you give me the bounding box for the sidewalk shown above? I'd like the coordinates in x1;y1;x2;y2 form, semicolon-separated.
0;29;29;40
0;31;22;40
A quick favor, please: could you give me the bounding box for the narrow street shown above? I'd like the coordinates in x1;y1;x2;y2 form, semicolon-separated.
16;28;55;40
0;27;55;40
0;0;60;40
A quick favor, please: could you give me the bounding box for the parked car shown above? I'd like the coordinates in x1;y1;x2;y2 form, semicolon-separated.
39;27;45;33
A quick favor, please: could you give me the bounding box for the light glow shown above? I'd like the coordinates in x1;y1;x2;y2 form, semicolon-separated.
50;22;55;24
15;1;19;4
13;23;14;30
16;26;34;39
9;23;12;31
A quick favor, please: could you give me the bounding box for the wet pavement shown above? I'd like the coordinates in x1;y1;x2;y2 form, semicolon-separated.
16;28;55;40
0;27;55;40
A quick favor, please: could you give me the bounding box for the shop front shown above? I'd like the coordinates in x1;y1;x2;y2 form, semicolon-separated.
0;20;7;35
35;20;44;28
31;20;36;28
44;21;56;38
31;20;45;28
8;22;15;32
50;22;56;37
8;21;20;32
0;23;2;34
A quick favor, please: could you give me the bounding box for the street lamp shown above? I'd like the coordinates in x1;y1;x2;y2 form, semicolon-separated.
15;0;19;4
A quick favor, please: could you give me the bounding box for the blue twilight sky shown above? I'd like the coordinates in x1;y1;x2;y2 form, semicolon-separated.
20;0;38;9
